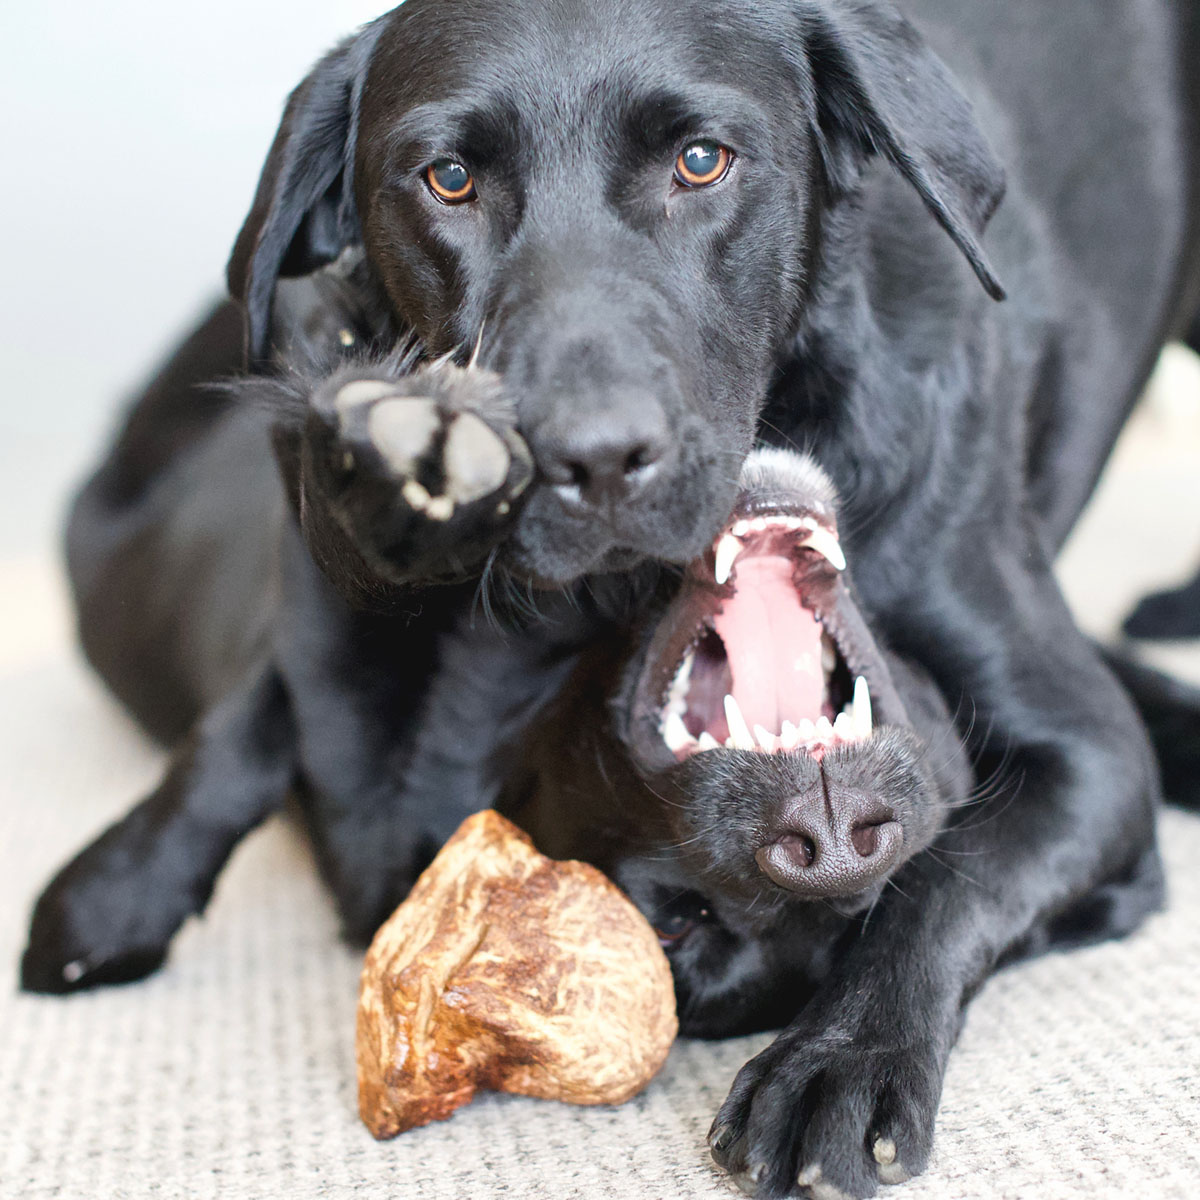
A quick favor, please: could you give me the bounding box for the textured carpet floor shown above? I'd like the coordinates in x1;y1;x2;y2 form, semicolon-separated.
2;351;1199;1200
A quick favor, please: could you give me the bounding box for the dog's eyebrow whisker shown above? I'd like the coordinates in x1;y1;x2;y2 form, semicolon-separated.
754;416;808;459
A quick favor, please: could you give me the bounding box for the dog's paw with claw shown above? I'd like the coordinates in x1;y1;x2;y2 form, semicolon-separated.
304;361;533;583
22;867;175;994
708;1003;945;1199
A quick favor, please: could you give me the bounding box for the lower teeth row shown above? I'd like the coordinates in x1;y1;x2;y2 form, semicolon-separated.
662;676;873;756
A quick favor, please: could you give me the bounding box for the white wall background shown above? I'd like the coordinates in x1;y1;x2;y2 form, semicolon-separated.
0;1;393;553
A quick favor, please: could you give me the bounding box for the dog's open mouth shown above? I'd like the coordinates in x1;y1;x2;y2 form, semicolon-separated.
628;456;904;773
659;512;871;761
664;516;871;757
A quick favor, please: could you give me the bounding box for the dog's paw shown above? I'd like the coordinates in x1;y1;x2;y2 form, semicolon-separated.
304;363;533;582
21;873;171;994
708;1011;944;1199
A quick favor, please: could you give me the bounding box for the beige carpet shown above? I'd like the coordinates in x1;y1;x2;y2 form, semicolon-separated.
2;349;1199;1200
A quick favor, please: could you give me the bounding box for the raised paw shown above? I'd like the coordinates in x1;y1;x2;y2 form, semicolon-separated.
708;1011;944;1199
304;362;533;584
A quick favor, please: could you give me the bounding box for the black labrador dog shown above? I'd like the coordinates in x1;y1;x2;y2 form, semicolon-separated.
22;0;1200;1196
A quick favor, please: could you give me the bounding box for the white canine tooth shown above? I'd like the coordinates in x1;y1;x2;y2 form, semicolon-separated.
724;694;756;751
800;526;847;572
753;725;779;754
833;712;855;742
698;732;721;752
815;716;835;740
663;710;694;753
715;534;742;585
853;676;873;739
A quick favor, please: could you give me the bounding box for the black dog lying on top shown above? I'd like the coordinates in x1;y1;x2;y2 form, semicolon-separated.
20;0;1200;1197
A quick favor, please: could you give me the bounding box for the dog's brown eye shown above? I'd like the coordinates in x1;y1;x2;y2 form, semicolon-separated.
674;140;732;188
426;159;476;204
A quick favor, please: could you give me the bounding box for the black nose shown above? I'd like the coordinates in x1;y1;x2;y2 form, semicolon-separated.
755;789;902;898
532;402;670;506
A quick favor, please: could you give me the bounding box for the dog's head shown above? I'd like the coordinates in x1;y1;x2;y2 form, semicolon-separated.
617;445;968;902
510;446;973;1034
230;0;1004;583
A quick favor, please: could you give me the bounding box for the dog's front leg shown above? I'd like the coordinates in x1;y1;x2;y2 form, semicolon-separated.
708;569;1164;1200
21;663;294;993
266;520;598;944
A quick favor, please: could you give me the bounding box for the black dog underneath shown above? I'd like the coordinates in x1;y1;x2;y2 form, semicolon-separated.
513;444;977;1047
21;1;1200;1197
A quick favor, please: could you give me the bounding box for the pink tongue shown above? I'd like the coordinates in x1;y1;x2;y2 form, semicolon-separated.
711;556;825;735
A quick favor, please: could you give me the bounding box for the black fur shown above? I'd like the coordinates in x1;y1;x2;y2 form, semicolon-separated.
1125;561;1200;640
22;2;1200;1197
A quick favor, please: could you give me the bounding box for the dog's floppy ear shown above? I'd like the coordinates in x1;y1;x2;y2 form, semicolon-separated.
800;0;1007;300
227;20;387;362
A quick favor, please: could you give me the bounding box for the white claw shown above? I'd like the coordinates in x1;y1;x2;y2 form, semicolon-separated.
724;694;756;751
800;526;847;572
663;710;693;753
715;534;742;585
698;732;721;753
815;715;835;740
833;712;855;742
853;676;873;739
753;724;779;753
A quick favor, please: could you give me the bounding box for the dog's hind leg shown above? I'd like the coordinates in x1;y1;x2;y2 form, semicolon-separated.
1121;316;1200;638
20;662;294;993
1099;645;1200;810
1123;565;1200;639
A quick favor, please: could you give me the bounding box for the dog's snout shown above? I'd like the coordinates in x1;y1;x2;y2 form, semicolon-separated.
533;402;671;505
755;789;903;899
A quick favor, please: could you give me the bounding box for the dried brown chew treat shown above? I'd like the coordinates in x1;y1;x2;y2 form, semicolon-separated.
356;810;678;1138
